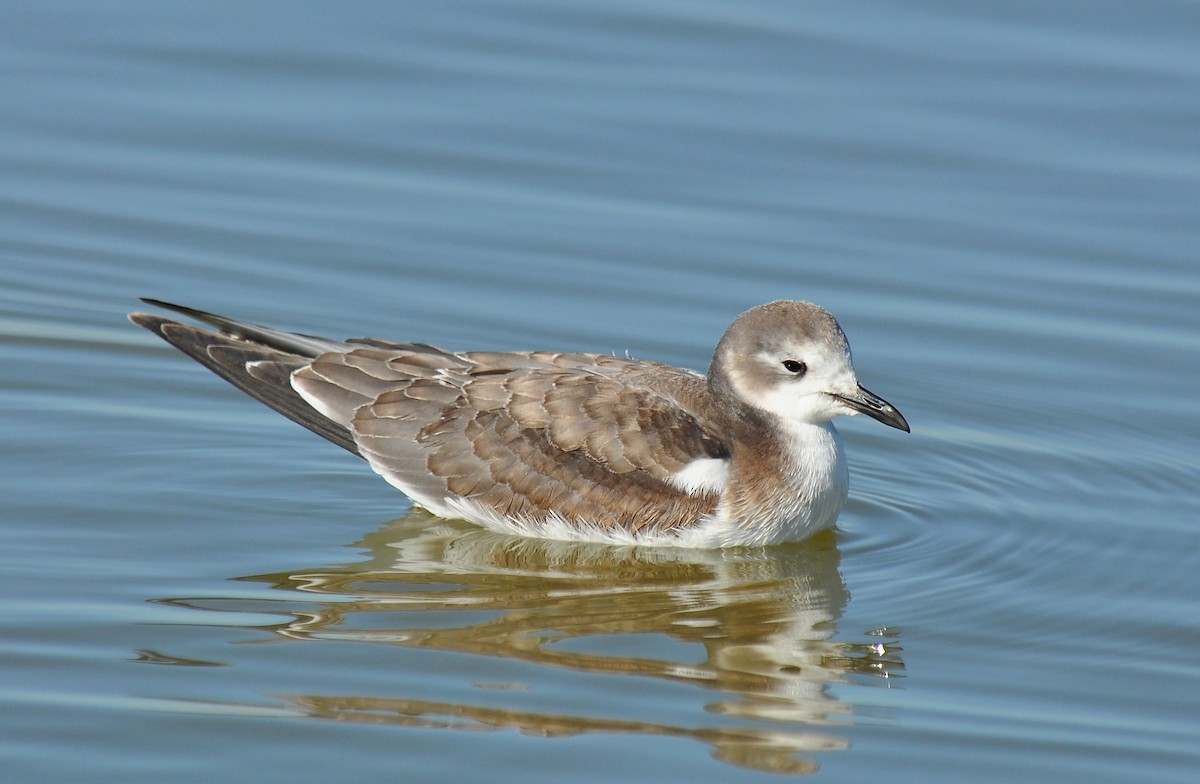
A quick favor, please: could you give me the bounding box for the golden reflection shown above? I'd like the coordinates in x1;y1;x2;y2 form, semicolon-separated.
165;510;903;774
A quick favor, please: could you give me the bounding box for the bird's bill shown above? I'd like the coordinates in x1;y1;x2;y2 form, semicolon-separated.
835;384;910;432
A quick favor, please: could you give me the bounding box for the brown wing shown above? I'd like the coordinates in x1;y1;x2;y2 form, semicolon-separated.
132;300;727;534
296;349;730;534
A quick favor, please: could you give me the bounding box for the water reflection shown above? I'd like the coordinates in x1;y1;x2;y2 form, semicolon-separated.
160;511;903;774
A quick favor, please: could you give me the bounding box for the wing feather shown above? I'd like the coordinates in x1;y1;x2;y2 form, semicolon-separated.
348;362;729;533
132;302;728;534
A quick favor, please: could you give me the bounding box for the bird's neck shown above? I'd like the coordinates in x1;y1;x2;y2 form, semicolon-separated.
723;418;849;543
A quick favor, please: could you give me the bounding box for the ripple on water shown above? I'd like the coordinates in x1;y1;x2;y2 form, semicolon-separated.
840;417;1198;670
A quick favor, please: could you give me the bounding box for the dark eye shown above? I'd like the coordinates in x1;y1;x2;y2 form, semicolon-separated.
782;359;807;375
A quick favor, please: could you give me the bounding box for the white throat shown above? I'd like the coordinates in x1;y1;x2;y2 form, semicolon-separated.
778;419;848;513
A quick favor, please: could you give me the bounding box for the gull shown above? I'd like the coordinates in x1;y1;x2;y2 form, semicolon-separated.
130;298;908;547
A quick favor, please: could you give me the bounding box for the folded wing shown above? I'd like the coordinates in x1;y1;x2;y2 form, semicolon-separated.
293;348;729;534
132;302;729;534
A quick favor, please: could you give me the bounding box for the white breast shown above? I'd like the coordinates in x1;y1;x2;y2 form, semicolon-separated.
776;420;849;535
682;421;849;548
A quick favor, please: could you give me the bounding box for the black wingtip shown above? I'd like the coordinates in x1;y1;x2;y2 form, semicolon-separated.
133;298;253;339
137;298;213;322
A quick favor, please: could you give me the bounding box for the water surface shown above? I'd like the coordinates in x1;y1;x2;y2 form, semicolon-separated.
2;1;1198;781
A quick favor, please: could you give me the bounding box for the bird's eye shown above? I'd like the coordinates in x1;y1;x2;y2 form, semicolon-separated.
782;359;807;375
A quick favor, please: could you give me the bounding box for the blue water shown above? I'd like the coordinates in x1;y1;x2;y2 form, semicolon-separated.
2;1;1199;781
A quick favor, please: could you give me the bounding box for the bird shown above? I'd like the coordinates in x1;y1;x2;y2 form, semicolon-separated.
129;298;909;548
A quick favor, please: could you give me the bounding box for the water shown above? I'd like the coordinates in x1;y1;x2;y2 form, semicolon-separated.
2;1;1198;781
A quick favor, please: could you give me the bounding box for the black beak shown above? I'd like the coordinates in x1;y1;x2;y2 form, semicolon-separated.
835;384;910;433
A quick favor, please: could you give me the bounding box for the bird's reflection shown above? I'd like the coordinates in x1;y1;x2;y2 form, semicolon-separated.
157;509;902;774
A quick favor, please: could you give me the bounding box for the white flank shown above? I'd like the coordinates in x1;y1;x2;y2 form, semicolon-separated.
665;457;730;496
